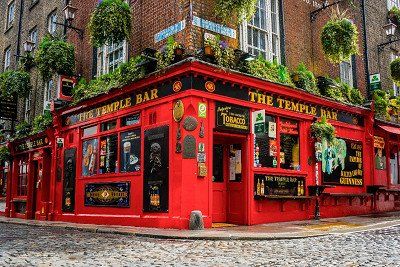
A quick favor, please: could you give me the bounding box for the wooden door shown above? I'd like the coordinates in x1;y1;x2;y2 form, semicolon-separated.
212;144;226;222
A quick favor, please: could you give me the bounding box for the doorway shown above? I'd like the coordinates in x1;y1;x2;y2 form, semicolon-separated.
212;134;247;225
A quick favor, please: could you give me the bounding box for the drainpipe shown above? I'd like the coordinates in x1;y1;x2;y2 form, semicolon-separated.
15;0;24;69
361;0;371;99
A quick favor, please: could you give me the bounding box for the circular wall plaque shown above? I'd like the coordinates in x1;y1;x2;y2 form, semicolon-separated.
205;81;215;92
173;100;184;122
183;116;198;131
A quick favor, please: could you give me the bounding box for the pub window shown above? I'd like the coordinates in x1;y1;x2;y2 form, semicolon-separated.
254;116;300;171
81;114;141;177
17;158;28;196
390;146;399;184
375;147;386;170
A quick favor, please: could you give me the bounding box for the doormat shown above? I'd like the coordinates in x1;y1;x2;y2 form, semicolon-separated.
212;223;238;228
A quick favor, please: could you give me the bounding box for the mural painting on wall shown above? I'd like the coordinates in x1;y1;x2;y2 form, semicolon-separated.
322;138;363;186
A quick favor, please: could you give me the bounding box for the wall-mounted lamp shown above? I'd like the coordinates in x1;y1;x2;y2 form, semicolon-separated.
54;5;84;39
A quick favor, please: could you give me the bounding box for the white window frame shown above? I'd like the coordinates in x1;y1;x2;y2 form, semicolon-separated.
340;59;354;87
96;41;127;76
240;0;281;63
392;52;400;96
4;47;11;70
48;11;57;35
43;79;54;112
29;27;38;51
6;1;15;29
388;0;400;10
24;92;31;122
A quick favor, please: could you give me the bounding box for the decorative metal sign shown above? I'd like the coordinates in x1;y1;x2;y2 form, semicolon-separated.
322;139;363;186
215;102;250;133
85;182;130;207
183;116;198;131
254;174;305;197
183;135;196;159
15;136;50;153
173;100;184;122
143;126;169;212
63;148;76;212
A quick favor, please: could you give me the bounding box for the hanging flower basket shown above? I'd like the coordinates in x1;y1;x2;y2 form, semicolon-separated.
391;58;400;83
215;0;258;24
88;0;132;47
310;116;336;143
0;70;31;99
388;7;400;25
320;10;359;64
35;35;75;81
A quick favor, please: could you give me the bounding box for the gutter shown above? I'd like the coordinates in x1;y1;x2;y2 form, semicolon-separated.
361;0;371;99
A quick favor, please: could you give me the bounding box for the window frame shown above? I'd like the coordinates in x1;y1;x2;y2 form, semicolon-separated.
29;27;38;51
4;46;11;71
47;10;58;35
392;52;400;96
80;113;142;178
240;0;281;63
96;41;128;76
6;1;15;29
24;92;31;122
388;0;400;10
340;59;354;87
17;157;28;197
254;114;302;172
43;79;54;112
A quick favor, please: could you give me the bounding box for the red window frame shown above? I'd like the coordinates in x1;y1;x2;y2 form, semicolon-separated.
17;157;28;196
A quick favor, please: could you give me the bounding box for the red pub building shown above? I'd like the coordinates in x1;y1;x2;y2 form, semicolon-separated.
3;59;399;229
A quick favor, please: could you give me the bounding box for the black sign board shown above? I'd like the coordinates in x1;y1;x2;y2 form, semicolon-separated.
63;148;76;212
0;98;17;120
254;174;305;197
15;136;50;152
322;139;363;186
215;102;250;133
143;126;169;212
85;182;130;207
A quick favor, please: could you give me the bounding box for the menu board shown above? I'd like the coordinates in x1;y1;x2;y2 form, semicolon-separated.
322;139;363;186
254;174;305;197
120;129;141;172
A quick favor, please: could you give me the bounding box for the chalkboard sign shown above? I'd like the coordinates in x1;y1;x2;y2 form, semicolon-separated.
143;126;169;212
254;174;305;197
215;102;250;133
63;148;76;212
322;139;363;186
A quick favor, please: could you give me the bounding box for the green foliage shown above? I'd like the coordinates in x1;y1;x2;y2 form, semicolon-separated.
390;58;400;83
88;0;132;47
317;76;364;105
31;111;53;135
156;37;183;70
72;56;145;103
0;146;10;162
0;70;31;99
388;6;400;25
18;52;35;71
245;56;294;86
35;35;75;81
215;0;258;24
204;36;236;69
321;12;359;64
291;63;319;94
15;121;32;140
372;89;390;118
311;116;336;143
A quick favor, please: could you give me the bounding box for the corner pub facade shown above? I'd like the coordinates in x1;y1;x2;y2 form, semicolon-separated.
3;59;400;229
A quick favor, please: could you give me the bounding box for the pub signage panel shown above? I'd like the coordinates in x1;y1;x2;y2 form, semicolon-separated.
15;136;50;152
322;139;363;186
0;98;17;119
85;182;130;207
215;102;250;133
254;174;305;197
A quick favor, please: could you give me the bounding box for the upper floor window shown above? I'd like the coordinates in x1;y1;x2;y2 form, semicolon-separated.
48;11;58;35
29;27;38;51
240;0;281;63
4;47;11;71
43;79;54;111
7;2;15;29
340;59;353;87
388;0;400;9
24;92;31;122
97;41;127;76
392;52;400;96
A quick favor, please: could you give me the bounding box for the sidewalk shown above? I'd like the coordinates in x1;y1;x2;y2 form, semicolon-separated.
1;212;400;240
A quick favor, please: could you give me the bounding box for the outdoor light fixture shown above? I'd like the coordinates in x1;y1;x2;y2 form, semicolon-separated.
310;0;343;22
23;40;35;53
384;22;397;38
54;5;84;39
378;23;400;52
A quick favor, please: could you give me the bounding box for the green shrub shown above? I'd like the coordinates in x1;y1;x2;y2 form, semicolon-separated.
291;63;319;94
0;146;10;162
15;121;31;140
215;0;258;24
245;56;294;86
31;111;53;135
310;116;336;143
156;37;183;70
391;58;400;83
388;6;400;25
204;36;235;69
88;0;132;47
0;70;31;98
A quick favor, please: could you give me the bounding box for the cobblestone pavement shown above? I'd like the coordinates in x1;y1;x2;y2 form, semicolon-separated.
1;223;400;267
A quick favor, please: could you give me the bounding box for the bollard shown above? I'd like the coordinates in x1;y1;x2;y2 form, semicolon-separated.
189;210;204;230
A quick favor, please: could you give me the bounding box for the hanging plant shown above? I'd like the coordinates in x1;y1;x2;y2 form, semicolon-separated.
388;6;400;25
291;63;319;94
245;56;294;86
391;58;400;84
14;121;31;140
31;111;53;135
215;0;258;24
310;116;336;143
373;89;390;119
35;35;75;81
204;36;236;69
0;70;32;99
0;146;11;162
88;0;132;47
18;52;35;71
321;9;359;64
156;37;184;70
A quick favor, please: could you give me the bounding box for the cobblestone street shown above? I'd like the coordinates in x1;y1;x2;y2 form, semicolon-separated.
0;223;399;266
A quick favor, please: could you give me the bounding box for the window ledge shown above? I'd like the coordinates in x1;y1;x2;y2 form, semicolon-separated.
253;168;308;177
4;24;13;34
29;0;39;11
